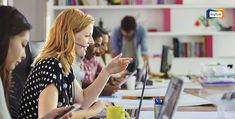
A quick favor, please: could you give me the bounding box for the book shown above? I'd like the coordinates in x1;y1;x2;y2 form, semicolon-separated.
173;38;179;57
204;35;213;57
157;0;164;4
175;0;183;4
163;8;171;32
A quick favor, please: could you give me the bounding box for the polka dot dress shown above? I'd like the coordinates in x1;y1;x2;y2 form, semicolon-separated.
17;57;74;119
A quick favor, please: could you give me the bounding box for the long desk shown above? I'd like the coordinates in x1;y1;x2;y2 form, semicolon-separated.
99;77;235;118
180;88;216;112
139;111;235;119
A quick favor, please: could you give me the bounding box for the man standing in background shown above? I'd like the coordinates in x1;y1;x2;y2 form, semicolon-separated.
111;16;150;72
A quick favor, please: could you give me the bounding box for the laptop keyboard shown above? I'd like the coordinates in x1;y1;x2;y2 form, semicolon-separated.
126;109;138;118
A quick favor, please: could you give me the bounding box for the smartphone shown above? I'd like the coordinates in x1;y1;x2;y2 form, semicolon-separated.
56;104;80;119
118;70;137;87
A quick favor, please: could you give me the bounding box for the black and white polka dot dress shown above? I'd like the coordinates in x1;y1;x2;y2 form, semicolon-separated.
17;57;74;119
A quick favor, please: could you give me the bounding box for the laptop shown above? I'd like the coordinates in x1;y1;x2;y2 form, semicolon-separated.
135;65;148;119
94;64;148;119
157;76;184;119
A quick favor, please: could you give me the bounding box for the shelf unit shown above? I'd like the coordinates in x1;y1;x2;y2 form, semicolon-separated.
47;0;235;74
51;4;235;10
147;31;235;36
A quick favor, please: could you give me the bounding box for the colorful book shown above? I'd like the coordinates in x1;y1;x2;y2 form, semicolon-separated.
204;35;213;57
187;42;191;57
157;0;164;4
163;8;171;32
233;9;235;31
191;42;195;57
175;0;183;4
178;40;182;57
173;38;179;57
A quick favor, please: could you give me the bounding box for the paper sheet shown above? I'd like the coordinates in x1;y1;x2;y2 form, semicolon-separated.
104;89;212;108
136;78;202;89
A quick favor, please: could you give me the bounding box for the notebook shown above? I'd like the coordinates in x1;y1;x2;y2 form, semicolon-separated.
157;76;184;119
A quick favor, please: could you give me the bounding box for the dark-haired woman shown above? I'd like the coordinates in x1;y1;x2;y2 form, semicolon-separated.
0;5;71;119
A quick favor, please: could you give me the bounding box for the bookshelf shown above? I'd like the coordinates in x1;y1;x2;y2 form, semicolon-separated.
147;31;235;36
51;4;235;10
47;0;235;74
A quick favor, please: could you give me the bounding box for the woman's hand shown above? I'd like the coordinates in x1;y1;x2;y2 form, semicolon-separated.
100;84;119;96
40;106;72;119
105;54;132;75
88;100;106;117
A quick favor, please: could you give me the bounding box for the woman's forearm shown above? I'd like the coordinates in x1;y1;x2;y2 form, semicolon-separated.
81;68;110;108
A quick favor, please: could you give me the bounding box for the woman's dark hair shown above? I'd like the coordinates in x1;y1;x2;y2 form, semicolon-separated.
92;26;102;41
121;16;136;33
96;26;108;35
0;5;31;107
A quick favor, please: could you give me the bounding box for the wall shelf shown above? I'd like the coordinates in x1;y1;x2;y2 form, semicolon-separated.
147;31;235;36
52;4;235;10
47;0;235;74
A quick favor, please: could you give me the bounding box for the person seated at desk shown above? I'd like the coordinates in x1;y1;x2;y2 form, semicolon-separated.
95;27;111;65
81;26;121;96
9;40;44;118
18;8;132;119
0;5;72;119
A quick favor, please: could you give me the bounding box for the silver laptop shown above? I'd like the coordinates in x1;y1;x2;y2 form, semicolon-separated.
94;65;148;119
157;76;184;119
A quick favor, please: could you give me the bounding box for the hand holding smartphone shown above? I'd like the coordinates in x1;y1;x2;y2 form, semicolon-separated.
118;70;137;87
56;104;80;119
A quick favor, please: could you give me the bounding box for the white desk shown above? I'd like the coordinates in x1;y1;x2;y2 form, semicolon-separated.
139;111;235;119
112;89;212;108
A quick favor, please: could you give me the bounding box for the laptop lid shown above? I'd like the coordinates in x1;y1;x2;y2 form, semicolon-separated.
95;65;148;118
135;65;148;119
135;65;146;87
157;76;184;119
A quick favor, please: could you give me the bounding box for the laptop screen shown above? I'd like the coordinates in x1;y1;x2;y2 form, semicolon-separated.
157;76;184;119
135;66;148;119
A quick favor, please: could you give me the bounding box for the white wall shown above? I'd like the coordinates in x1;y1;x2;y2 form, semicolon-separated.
171;8;234;33
213;35;235;57
137;57;235;75
13;0;47;41
183;0;235;4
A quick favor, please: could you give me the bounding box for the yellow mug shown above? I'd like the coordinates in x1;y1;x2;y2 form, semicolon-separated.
106;106;130;119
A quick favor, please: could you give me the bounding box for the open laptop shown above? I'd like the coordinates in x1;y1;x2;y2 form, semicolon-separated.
157;76;184;119
94;64;148;119
135;65;148;119
119;64;148;119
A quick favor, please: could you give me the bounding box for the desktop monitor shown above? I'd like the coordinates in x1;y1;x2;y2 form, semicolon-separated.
160;45;174;79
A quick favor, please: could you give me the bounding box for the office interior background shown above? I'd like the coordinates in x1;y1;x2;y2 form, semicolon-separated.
2;0;235;76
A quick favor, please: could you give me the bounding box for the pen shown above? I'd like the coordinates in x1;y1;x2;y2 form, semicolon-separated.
154;97;164;105
122;96;157;99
